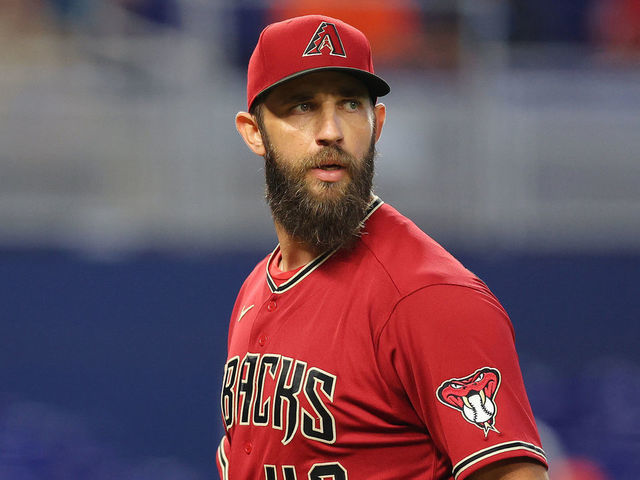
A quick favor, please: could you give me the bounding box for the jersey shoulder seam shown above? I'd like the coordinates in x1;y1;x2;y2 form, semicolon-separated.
373;282;504;352
360;239;403;296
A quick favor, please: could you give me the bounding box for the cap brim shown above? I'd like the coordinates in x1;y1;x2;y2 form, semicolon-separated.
250;67;390;109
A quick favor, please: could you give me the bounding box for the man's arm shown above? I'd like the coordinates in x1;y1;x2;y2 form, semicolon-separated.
468;459;549;480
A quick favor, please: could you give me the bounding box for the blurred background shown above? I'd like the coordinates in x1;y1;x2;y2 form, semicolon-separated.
1;0;639;478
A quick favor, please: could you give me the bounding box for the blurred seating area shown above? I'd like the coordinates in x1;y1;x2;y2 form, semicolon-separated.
1;0;639;252
5;0;640;68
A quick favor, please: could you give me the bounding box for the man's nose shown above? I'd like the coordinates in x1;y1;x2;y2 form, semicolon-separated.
315;106;344;147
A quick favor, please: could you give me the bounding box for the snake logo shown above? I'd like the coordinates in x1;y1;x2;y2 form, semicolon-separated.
436;367;501;437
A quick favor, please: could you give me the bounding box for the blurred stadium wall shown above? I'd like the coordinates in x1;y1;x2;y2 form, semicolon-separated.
1;1;639;479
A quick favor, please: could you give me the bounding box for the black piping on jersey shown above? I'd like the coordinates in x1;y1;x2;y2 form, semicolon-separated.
217;437;229;480
452;441;547;479
265;196;384;294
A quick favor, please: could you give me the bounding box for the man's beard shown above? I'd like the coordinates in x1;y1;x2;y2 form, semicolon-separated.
263;133;376;253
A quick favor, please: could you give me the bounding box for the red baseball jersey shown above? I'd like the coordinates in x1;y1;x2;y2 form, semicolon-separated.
217;197;547;480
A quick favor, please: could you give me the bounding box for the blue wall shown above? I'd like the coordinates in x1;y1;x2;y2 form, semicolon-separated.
1;249;638;478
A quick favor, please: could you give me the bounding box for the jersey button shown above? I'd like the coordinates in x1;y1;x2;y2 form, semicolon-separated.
267;300;277;312
258;335;268;347
243;442;252;455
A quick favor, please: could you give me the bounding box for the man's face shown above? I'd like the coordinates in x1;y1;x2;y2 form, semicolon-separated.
256;71;382;251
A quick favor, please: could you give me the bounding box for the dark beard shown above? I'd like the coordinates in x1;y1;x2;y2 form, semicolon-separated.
263;135;376;253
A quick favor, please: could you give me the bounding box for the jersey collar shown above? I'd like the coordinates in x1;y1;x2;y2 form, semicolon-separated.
265;196;384;294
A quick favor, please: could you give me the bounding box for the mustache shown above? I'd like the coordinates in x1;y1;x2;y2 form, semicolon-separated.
303;146;357;170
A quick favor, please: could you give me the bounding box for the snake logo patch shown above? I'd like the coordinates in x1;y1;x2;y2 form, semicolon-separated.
436;367;501;437
303;22;346;58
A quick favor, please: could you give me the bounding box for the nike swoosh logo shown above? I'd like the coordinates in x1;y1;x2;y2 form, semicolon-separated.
237;304;255;322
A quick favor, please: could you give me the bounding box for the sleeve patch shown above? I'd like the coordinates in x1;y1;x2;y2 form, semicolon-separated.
436;367;501;437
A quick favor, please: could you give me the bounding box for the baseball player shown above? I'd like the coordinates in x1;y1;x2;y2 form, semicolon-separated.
218;14;548;480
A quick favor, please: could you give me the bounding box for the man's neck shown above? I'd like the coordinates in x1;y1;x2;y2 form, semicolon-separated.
274;222;321;272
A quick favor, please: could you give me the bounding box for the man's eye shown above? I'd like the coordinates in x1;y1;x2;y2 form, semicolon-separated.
293;103;311;113
344;100;360;111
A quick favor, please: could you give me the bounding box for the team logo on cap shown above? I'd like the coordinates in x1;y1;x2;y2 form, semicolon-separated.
303;22;346;58
436;367;502;437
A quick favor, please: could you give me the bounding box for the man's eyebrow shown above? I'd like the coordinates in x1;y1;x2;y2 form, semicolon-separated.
280;88;368;103
282;93;314;104
338;88;368;98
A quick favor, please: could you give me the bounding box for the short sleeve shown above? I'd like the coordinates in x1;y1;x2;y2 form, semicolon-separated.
376;284;547;479
216;434;230;480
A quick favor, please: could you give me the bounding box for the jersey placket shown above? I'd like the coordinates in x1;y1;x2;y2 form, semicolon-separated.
249;294;279;351
231;293;275;467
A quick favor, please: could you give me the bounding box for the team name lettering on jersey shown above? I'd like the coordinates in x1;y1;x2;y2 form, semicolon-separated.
221;353;337;445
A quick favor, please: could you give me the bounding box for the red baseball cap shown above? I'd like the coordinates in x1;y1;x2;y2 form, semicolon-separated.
246;15;390;110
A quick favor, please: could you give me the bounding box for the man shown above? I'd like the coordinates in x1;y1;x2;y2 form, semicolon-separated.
218;14;548;480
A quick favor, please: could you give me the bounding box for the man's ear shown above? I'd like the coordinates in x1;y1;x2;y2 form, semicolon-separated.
235;111;266;156
373;103;386;143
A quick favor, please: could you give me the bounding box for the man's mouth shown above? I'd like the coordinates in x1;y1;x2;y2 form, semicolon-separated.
317;164;344;171
309;163;348;183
